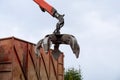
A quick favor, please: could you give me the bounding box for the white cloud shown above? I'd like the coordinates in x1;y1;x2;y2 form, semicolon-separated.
82;11;119;36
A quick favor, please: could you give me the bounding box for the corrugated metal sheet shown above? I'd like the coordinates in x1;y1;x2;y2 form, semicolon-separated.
0;37;64;80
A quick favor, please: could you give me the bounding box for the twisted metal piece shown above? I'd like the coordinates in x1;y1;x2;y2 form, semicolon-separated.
53;14;64;35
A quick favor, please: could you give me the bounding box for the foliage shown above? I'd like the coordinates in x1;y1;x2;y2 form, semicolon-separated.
64;68;82;80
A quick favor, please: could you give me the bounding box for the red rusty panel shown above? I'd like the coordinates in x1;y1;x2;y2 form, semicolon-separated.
0;38;13;80
27;52;38;80
0;38;12;62
0;37;64;80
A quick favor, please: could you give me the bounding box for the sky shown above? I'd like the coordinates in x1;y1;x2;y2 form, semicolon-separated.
0;0;120;80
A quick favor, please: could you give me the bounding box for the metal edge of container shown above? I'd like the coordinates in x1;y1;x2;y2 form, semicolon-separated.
0;36;36;45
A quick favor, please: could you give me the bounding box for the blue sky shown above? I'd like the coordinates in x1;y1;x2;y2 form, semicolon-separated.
0;0;120;80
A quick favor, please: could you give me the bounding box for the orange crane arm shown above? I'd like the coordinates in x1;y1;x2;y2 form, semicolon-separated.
33;0;64;34
34;0;54;16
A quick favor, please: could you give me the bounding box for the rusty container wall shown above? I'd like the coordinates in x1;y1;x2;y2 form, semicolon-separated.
0;37;64;80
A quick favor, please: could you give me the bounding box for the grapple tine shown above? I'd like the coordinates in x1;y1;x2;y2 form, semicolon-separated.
42;36;51;53
71;36;80;58
61;34;80;58
35;39;43;56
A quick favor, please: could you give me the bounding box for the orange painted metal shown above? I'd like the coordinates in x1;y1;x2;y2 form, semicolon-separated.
0;37;64;80
34;0;53;15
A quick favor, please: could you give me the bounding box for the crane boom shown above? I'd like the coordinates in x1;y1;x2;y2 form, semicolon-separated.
34;0;64;34
34;0;54;16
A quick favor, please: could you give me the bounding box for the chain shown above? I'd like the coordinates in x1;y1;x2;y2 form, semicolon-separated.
53;17;64;35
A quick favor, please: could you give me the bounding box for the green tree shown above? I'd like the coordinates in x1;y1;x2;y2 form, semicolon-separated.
64;68;82;80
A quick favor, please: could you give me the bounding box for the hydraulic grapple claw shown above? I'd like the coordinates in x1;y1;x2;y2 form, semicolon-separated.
35;34;80;59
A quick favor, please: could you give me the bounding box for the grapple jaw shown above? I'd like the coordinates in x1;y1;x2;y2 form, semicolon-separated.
60;34;80;58
35;34;80;59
